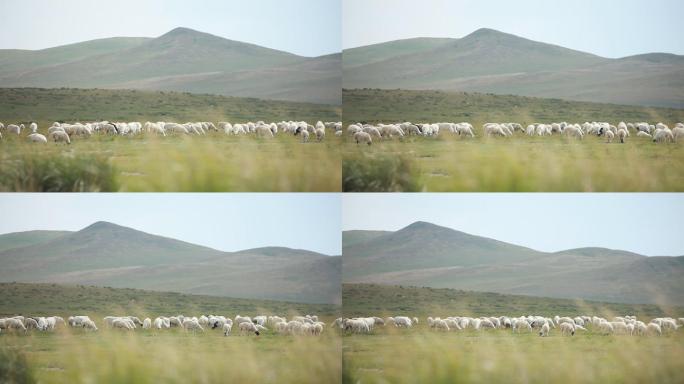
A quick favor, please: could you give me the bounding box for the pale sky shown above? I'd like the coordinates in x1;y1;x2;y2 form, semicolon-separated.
343;194;684;256
0;0;341;57
343;0;684;58
0;193;341;256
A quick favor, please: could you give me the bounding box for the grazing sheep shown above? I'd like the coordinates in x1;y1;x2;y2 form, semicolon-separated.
560;322;575;336
239;321;261;336
315;128;325;141
142;318;151;329
647;323;662;336
182;319;204;332
27;133;47;143
653;128;674;143
354;131;372;145
539;322;550;337
617;129;627;143
605;130;615;143
7;124;24;135
50;130;71;144
636;131;652;138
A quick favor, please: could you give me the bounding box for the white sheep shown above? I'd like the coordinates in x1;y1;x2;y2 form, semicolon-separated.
27;133;48;143
50;130;71;144
605;130;615;143
539;322;550;337
142;318;151;329
239;321;261;335
636;131;652;138
354;131;372;145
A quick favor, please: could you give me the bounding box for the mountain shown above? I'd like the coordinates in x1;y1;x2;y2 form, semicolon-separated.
0;222;341;304
0;230;72;252
343;28;684;108
343;221;684;305
0;27;341;105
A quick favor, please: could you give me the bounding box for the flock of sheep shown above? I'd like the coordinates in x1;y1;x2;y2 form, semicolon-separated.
0;120;342;144
347;121;684;145
339;315;683;337
0;313;326;337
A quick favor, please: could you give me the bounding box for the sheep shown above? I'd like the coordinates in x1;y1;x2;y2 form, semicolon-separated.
636;131;652;138
646;322;662;336
617;129;627;143
484;123;508;137
300;129;310;143
142;318;151;329
393;316;413;328
7;124;24;135
354;131;372;145
50;130;71;144
653;128;674;143
83;319;98;331
239;321;261;335
24;318;40;330
27;133;48;143
672;127;684;142
183;319;204;332
539;322;550;337
315;128;325;141
223;322;233;336
560;322;575;336
605;130;615;143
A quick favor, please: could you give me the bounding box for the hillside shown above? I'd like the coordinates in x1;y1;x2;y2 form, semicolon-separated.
0;88;340;127
343;222;684;305
343;284;682;319
0;282;337;317
0;230;71;252
343;28;684;108
0;27;341;105
342;89;684;127
0;222;341;305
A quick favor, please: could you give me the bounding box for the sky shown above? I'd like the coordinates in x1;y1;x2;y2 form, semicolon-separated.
343;0;684;58
0;0;341;57
0;193;341;255
343;193;684;256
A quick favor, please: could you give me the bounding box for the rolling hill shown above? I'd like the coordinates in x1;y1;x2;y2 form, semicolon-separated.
0;27;341;105
343;28;684;108
0;282;337;317
0;221;341;305
342;284;682;319
343;221;684;305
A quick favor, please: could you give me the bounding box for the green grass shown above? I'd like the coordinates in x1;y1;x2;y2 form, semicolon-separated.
1;327;341;384
342;284;684;383
0;283;339;318
0;88;341;191
342;284;682;320
342;89;684;191
0;283;341;383
343;331;684;384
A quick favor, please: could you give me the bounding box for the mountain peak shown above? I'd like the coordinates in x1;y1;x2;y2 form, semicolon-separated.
400;221;451;232
464;28;507;39
80;221;130;232
161;27;201;37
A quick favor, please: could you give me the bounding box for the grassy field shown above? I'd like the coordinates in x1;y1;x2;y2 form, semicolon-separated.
342;284;684;383
342;89;684;192
343;330;684;384
342;284;682;319
0;88;341;192
0;283;340;383
0;283;339;318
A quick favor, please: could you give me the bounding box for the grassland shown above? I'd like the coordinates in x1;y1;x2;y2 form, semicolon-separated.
342;284;682;319
0;88;341;192
342;89;684;191
342;284;684;384
0;283;341;383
